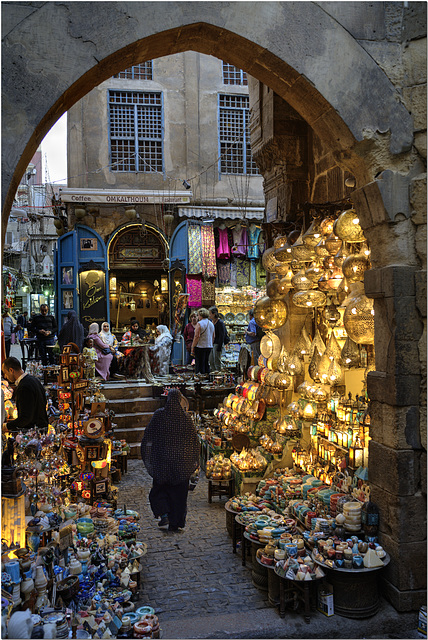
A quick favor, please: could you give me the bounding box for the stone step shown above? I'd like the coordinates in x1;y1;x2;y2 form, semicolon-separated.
108;397;161;414
112;411;153;430
113;425;147;444
101;381;154;400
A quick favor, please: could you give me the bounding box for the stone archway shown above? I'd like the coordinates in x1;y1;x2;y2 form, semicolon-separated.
2;0;425;612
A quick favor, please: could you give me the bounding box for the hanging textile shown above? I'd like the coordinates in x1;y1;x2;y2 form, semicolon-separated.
216;228;230;260
201;279;215;304
230;258;238;288
188;224;203;275
250;261;257;287
201;224;217;278
236;258;250;287
231;226;248;257
247;225;261;259
217;261;231;286
186;275;202;308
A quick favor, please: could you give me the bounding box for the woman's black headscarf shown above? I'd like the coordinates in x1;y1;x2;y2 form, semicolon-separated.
58;310;85;352
141;389;199;485
130;317;146;340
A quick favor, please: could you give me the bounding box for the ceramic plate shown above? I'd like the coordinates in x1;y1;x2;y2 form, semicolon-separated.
225;312;235;322
235;312;246;323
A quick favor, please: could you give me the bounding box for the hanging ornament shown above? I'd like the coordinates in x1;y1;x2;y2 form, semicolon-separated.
277;273;293;295
310;328;326;358
309;349;322;382
325;332;342;362
295;325;312;358
273;235;288;251
305;261;323;283
343;289;375;344
274;241;293;263
320;217;335;237
287;351;303;376
253;296;288;331
317;272;331;292
341;253;370;283
328;267;344;290
334;209;365;243
302;219;322;247
334;243;350;268
266;278;285;299
325;233;342;255
328;357;344;384
262;247;281;273
275;261;291;276
292;269;314;291
315;237;330;258
317;352;332;384
292;290;327;308
291;233;314;262
277;346;289;373
341;336;361;367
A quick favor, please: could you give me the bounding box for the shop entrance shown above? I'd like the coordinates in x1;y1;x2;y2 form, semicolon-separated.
107;224;169;334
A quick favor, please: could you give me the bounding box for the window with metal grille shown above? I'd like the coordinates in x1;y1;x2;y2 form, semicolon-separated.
219;95;258;175
109;91;163;172
222;62;248;85
114;61;153;80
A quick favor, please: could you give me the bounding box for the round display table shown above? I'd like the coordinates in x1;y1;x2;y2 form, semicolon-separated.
312;552;390;618
274;566;323;623
256;556;280;607
224;502;242;554
243;531;268;591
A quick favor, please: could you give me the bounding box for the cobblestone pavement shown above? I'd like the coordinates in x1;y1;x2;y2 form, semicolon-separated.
117;460;419;640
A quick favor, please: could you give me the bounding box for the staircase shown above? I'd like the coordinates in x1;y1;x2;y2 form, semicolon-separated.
101;381;161;459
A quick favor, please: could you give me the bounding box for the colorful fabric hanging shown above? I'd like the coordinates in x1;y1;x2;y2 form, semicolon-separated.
217;261;231;286
232;226;248;257
201;279;216;304
216;228;230;259
188;224;203;275
186;275;202;308
236;258;250;287
247;225;261;259
230;258;238;288
201;224;217;278
250;260;257;287
256;260;267;288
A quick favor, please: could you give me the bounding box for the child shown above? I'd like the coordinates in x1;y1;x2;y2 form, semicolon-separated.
82;337;98;379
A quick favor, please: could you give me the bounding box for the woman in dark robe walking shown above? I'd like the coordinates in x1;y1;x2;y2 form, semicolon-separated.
57;310;85;353
141;389;199;531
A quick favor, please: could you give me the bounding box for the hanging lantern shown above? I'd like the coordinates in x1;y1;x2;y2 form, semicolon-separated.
341;336;360;367
341;253;370;282
287;351;303;376
292;290;327;309
310;328;326;357
327;267;344;290
305;261;323;283
274;241;293;263
325;233;342;255
325;332;342;362
275;373;293;390
277;346;289;373
317;272;331;292
277;274;293;296
309;349;322;382
274;235;288;250
302;219;322;247
74;207;86;220
262;247;281;273
295;326;312;358
315;237;330;258
275;261;292;276
334;243;350;268
266;278;285;299
334;209;365;243
320;217;335;237
291;233;314;262
324;301;341;325
328;357;343;384
260;332;281;358
163;212;174;226
253;296;288;331
292;269;314;291
343;290;375;344
317;352;332;384
125;207;137;220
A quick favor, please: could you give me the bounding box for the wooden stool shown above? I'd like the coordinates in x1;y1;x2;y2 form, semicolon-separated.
208;478;234;503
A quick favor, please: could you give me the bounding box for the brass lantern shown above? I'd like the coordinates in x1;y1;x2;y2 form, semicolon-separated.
266;278;285;299
292;290;327;309
320;217;335;237
275;262;292;277
292;269;314;291
295;326;312;358
262;247;281;273
291;234;314;262
325;332;342;362
341;336;360;367
334;209;365;243
341;253;370;283
343;290;375;344
315;238;330;258
310;328;326;358
275;241;293;263
302;219;322;248
254;296;288;331
325;233;342;255
274;235;288;250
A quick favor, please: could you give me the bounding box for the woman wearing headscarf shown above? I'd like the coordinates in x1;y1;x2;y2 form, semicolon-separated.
141;389;199;531
99;321;122;358
121;317;146;344
58;310;85;353
87;322;115;380
150;325;173;375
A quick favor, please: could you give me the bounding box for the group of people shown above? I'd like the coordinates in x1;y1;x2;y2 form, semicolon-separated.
2;305;57;365
182;306;263;375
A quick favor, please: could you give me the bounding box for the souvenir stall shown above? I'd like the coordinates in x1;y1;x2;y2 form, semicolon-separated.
206;204;388;621
0;349;160;640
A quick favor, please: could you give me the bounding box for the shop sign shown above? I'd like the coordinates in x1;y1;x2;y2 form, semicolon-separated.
78;261;107;330
59;187;192;204
266;197;278;223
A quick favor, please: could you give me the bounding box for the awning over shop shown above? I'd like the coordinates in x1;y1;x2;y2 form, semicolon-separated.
178;206;265;221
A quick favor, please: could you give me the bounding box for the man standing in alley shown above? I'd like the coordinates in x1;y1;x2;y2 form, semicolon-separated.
245;308;263;364
2;310;16;359
2;356;49;432
208;306;227;372
16;310;28;359
31;304;57;365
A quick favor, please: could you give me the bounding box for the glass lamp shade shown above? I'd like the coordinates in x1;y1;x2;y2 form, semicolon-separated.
313;386;328;403
254;296;288;331
334;244;350;268
305;262;324;282
325;233;342;255
317;273;331;292
260;332;281;358
322;255;335;271
320;217;335;237
275;372;293;390
277;275;293;296
325;332;342;362
291;234;315;262
302;220;323;247
274;242;293;263
295;326;312;357
341;336;360;367
275;261;292;276
317;352;332;384
328;357;344;384
327;267;344;290
343;291;375;344
334;209;365;243
262;247;281;273
310;328;326;357
341;254;370;283
293;290;327;308
292;269;314;291
315;238;330;258
287;351;303;376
